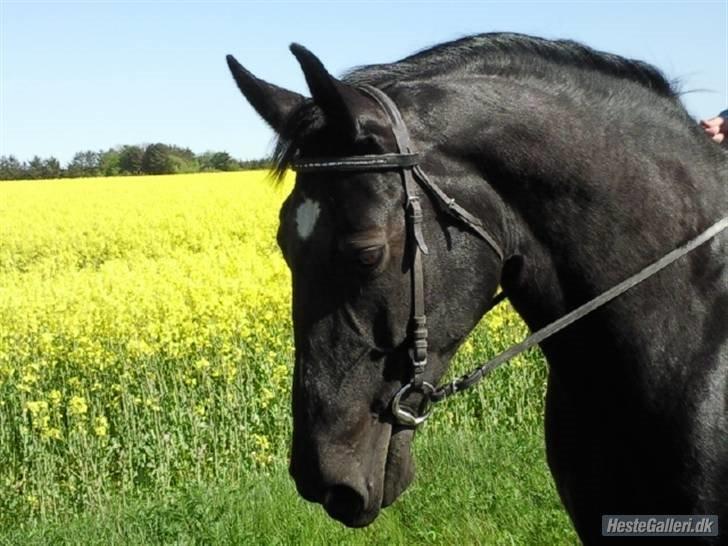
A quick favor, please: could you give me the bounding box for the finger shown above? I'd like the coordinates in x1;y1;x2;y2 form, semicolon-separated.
702;117;724;128
713;133;725;143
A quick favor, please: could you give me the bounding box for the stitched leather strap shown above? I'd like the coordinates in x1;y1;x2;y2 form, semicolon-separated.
294;153;420;172
357;85;430;389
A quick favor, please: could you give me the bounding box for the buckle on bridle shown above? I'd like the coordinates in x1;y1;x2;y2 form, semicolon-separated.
412;357;427;369
391;381;435;427
406;196;423;218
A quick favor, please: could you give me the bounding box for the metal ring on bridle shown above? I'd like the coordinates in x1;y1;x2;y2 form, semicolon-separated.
391;381;435;427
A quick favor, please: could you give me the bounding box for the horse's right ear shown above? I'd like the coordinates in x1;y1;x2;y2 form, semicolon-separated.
226;54;305;134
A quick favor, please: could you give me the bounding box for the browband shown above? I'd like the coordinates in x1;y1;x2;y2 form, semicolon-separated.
293;152;420;172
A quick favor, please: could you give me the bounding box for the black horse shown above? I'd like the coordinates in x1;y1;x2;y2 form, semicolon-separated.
227;33;727;544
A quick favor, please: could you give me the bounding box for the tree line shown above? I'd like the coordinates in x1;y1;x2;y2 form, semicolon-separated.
0;144;271;181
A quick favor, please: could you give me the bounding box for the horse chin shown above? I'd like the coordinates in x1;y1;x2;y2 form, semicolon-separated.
382;426;416;508
331;426;415;528
294;423;416;528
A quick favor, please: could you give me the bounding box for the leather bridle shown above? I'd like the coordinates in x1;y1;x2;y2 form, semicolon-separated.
292;84;728;428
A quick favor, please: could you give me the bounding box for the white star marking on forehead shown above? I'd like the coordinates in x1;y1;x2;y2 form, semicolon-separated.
295;198;320;241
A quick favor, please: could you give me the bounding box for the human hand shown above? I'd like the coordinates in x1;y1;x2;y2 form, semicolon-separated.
701;115;728;143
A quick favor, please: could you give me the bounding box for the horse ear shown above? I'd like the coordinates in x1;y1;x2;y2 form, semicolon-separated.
289;43;360;139
226;54;305;133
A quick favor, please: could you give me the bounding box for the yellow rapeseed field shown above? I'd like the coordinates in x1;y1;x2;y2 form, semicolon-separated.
0;171;296;517
0;170;534;521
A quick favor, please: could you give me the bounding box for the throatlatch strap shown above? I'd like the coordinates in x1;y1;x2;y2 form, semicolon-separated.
412;165;505;261
358;85;505;261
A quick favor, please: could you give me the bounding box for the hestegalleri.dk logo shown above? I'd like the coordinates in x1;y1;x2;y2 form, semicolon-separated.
602;515;718;537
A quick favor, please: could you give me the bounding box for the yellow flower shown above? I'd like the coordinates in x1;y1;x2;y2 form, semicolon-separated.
25;400;48;416
271;364;289;385
42;427;62;440
253;434;270;451
251;433;273;466
26;495;39;509
93;416;108;437
68;395;88;417
20;371;39;387
259;387;274;409
47;389;62;406
194;357;211;372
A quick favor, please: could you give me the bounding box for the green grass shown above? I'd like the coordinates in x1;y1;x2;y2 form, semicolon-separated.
2;427;577;545
0;306;580;544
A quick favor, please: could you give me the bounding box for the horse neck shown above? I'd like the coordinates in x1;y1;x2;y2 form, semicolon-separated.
400;76;726;384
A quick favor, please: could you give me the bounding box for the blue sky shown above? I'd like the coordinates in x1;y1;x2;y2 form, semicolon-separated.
1;1;726;164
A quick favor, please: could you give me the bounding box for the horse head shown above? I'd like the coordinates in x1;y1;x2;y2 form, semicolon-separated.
227;45;504;526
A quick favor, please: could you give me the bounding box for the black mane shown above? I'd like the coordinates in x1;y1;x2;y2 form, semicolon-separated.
274;32;679;177
343;32;676;97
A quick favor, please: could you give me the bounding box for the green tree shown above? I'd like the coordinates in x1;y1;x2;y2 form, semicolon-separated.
167;145;196;162
66;150;101;178
239;158;272;170
24;156;61;179
26;156;61;179
43;157;62;178
118;145;145;174
2;146;267;180
166;145;199;173
200;151;239;172
100;149;121;176
0;155;26;180
141;143;174;174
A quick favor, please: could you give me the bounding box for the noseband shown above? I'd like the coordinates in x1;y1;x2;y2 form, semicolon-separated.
292;84;728;428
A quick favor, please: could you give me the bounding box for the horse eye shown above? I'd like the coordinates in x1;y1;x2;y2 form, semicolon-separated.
358;247;384;268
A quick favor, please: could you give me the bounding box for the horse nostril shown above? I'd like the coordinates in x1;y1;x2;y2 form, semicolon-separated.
323;484;366;523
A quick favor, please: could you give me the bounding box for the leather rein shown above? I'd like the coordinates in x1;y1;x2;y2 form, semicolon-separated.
292;84;728;427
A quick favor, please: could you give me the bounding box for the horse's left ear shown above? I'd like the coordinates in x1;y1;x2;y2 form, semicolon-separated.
289;43;361;139
226;54;305;133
